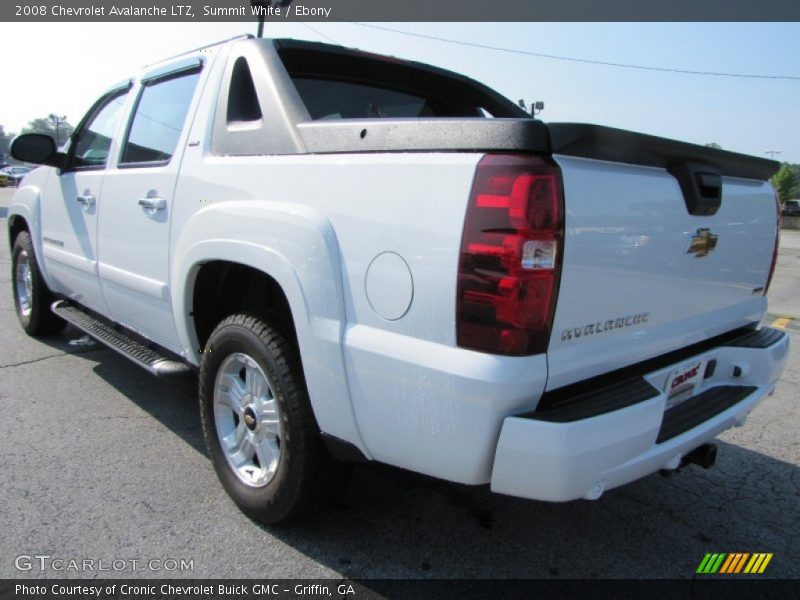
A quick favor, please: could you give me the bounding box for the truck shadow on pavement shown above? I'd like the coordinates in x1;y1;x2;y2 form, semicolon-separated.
83;339;206;456
81;341;798;579
270;445;799;579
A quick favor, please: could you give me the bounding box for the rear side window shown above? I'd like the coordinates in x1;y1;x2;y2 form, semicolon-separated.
121;72;199;165
227;57;262;124
293;78;452;120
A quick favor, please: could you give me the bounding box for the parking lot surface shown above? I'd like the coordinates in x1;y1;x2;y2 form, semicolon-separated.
0;187;798;579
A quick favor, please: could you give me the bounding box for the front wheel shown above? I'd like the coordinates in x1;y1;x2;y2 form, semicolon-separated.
12;231;66;336
199;314;339;524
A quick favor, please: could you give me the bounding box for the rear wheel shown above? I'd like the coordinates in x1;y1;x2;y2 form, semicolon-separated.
199;314;342;524
12;231;66;336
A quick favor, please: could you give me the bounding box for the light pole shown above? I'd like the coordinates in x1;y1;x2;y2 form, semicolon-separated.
765;150;781;160
50;114;67;146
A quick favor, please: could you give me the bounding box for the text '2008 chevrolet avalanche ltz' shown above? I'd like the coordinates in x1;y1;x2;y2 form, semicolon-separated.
7;36;789;523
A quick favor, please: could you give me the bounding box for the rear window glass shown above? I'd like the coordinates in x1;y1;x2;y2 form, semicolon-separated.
279;44;524;121
293;78;468;120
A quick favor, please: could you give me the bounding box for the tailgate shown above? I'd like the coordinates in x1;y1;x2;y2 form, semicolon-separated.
546;125;779;390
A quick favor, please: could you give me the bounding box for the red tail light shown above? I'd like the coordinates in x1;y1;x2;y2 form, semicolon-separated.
457;154;564;355
764;186;781;296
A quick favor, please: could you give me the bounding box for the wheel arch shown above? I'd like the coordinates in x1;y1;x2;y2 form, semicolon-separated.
171;201;369;458
7;185;49;286
191;260;296;352
7;213;29;251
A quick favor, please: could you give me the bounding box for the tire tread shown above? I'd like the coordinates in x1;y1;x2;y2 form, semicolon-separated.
12;231;66;336
199;313;338;524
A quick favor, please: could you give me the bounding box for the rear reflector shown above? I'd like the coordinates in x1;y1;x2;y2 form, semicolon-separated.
456;154;564;356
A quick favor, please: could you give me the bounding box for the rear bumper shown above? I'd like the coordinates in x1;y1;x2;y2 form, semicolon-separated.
490;327;790;502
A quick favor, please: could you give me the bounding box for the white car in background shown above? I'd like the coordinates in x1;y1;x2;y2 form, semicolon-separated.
3;166;32;187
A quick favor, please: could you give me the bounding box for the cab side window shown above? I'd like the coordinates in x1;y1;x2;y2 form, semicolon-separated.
120;72;200;165
71;91;128;169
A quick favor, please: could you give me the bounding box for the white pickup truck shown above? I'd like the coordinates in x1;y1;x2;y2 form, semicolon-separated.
8;35;789;523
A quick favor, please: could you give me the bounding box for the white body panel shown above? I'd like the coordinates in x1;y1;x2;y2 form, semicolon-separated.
38;168;109;315
170;146;510;472
6;38;789;498
548;155;776;390
98;162;186;351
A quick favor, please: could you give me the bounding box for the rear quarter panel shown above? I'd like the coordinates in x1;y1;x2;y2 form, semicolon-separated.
170;149;546;478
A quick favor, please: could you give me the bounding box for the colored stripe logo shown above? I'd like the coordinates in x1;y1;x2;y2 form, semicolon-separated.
696;553;773;574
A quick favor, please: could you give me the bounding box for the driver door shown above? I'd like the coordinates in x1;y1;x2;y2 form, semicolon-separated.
39;84;131;316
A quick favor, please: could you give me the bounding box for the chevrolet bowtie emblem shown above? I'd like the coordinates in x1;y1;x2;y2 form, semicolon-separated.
687;228;718;257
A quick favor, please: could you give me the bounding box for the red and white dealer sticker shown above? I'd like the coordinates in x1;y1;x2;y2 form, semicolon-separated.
664;359;706;410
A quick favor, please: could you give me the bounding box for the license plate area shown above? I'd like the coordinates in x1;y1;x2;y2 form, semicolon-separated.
664;359;707;410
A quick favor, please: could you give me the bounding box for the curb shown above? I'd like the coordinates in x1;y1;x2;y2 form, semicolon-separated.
766;314;800;331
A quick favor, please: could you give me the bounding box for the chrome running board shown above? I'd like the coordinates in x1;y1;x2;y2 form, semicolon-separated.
52;300;192;379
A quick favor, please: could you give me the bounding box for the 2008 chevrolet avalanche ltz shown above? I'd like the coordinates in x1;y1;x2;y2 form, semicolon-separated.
8;36;789;523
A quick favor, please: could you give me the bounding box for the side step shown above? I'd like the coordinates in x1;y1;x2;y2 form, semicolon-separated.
52;300;192;378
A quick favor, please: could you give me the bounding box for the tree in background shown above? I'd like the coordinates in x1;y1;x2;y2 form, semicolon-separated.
704;142;723;149
22;114;74;147
772;163;799;203
789;163;800;187
0;124;15;164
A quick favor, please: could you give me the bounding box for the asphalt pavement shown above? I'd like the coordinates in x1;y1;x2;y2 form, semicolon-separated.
768;227;800;322
0;187;798;580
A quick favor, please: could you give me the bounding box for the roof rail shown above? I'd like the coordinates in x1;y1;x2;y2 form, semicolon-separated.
143;33;254;67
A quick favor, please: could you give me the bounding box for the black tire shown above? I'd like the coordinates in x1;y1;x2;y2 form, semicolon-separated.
199;314;342;524
11;231;67;336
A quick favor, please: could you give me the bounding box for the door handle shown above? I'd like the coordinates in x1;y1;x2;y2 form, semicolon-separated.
76;193;96;209
138;196;167;211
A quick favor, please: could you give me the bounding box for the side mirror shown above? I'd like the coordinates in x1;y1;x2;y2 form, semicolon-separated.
11;133;65;168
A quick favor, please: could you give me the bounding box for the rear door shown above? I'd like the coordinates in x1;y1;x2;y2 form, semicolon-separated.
39;85;130;315
97;57;204;353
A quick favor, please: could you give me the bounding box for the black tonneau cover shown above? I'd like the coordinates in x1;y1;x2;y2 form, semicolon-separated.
296;119;778;182
296;118;551;154
549;123;779;181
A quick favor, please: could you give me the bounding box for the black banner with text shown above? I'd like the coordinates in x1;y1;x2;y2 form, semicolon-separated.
3;0;800;22
1;579;797;600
